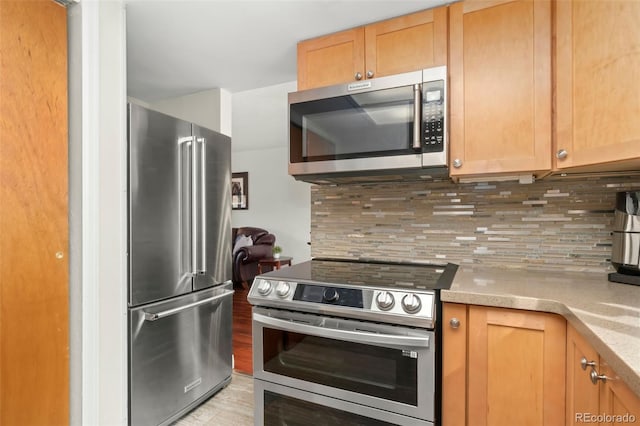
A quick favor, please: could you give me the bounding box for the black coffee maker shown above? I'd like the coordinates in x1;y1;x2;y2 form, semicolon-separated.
609;191;640;285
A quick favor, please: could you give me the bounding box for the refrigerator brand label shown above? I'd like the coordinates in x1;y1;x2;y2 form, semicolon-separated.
402;350;418;359
184;378;202;393
347;82;372;91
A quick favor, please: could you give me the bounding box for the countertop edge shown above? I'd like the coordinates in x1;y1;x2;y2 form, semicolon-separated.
441;287;640;398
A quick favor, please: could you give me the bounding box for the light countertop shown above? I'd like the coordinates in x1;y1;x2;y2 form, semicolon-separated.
442;266;640;397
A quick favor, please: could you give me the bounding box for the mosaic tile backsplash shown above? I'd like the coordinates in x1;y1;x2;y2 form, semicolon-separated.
311;176;640;273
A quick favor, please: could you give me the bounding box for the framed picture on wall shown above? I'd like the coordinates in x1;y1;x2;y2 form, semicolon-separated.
232;172;248;210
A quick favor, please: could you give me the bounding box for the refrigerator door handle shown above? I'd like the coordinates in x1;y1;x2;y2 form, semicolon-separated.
143;288;234;321
196;137;207;274
179;136;195;276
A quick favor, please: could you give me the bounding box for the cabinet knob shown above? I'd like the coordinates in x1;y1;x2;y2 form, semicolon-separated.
449;318;460;329
556;149;568;160
366;70;375;79
580;357;596;371
355;72;363;81
453;159;463;168
590;369;607;385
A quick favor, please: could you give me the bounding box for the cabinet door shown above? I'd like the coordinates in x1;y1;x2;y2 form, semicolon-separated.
297;27;364;91
555;1;640;172
599;363;640;425
566;325;600;425
468;306;565;426
449;0;551;178
0;1;69;425
364;7;447;79
442;303;467;426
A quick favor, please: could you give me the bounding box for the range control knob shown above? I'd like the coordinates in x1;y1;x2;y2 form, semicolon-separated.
257;280;272;296
275;282;291;298
323;288;339;303
375;291;395;311
401;294;422;314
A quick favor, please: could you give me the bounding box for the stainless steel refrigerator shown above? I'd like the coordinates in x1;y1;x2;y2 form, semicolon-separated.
127;104;233;426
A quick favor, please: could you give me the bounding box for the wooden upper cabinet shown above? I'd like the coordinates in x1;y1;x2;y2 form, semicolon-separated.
555;0;640;172
297;27;365;91
297;7;448;91
449;0;552;179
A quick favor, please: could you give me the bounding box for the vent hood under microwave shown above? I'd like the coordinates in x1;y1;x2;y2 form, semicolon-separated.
288;66;448;184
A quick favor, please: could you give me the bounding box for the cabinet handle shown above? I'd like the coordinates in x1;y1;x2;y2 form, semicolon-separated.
556;149;568;160
366;70;374;79
449;318;460;329
590;368;607;385
580;357;596;371
453;159;463;168
355;72;363;81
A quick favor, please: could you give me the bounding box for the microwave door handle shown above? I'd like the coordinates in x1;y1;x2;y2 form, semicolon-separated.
412;83;422;150
252;312;430;349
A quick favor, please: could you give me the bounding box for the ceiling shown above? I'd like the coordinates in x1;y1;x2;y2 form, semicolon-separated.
125;0;448;102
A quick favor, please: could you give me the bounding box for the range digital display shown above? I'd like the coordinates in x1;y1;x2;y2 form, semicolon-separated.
293;284;364;308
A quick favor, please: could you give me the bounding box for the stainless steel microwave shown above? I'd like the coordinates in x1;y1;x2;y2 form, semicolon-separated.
288;66;447;182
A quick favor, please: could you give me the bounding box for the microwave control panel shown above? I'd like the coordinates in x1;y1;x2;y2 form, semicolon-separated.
422;80;445;152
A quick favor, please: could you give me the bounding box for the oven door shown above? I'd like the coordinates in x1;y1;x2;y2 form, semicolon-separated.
254;378;433;426
252;307;435;422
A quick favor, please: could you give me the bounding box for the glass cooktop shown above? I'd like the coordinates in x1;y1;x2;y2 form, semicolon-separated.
260;258;458;291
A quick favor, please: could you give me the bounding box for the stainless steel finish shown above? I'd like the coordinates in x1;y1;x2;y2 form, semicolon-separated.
611;232;640;270
192;125;232;291
453;158;463;168
289;66;448;180
366;70;375;79
253;311;430;348
556;149;568;160
143;289;234;321
355;71;363;80
581;357;596;371
257;280;272;295
613;209;640;233
252;306;435;422
402;293;422;313
275;281;291;298
449;318;460;329
590;369;607;385
191;131;199;275
254;379;433;426
128;105;233;426
289;153;424;176
128;104;193;305
129;284;233;426
376;291;395;311
413;83;422;149
249;277;436;328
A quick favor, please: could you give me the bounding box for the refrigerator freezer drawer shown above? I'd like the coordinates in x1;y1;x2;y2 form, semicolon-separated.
129;284;233;426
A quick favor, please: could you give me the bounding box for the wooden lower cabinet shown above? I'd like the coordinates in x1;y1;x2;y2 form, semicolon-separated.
442;303;566;425
567;324;640;425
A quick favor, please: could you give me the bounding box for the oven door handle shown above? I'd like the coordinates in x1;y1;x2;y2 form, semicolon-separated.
253;312;430;349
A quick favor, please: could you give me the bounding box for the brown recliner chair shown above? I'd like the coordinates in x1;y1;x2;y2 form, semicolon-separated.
232;227;276;288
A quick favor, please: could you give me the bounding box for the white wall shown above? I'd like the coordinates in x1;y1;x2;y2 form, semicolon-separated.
232;81;311;262
145;88;232;136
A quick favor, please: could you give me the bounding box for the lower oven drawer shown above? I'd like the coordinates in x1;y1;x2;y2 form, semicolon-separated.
255;379;433;426
252;307;435;422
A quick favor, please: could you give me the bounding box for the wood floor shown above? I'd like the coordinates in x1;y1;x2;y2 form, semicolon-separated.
233;285;253;375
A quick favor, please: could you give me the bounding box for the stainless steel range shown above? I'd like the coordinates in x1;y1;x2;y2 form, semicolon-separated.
248;258;458;426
